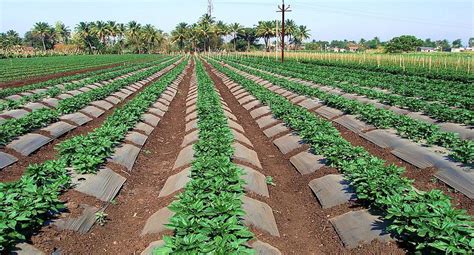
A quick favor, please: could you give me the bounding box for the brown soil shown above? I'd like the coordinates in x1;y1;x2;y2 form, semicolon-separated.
0;64;123;89
203;61;406;255
29;61;193;254
0;61;180;183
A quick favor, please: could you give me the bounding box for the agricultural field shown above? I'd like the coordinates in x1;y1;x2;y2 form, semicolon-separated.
0;54;163;84
0;53;473;255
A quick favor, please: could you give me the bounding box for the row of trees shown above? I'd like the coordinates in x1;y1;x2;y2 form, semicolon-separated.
0;15;311;55
0;21;166;54
170;15;311;53
305;37;473;53
2;16;472;55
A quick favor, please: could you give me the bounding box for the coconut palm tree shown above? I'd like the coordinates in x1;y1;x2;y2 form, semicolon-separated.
106;21;118;45
93;21;108;46
54;22;70;44
187;25;200;52
171;22;189;51
6;30;21;46
294;25;311;49
256;21;274;51
241;27;257;52
284;19;297;46
75;22;95;53
197;21;212;52
32;22;53;51
141;24;163;53
229;22;244;51
199;14;215;26
127;21;142;53
215;21;228;37
116;23;126;53
197;14;215;52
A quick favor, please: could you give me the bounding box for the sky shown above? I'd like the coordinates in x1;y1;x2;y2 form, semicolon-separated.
0;0;473;44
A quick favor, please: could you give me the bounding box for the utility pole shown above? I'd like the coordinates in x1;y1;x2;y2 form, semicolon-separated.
208;0;213;16
277;0;291;63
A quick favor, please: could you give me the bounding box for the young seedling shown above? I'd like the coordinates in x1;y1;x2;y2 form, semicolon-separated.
265;176;276;186
95;211;108;226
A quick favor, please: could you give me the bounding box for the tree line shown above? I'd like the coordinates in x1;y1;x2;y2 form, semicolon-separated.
0;15;310;56
306;36;473;53
0;20;166;55
1;14;473;56
170;15;310;52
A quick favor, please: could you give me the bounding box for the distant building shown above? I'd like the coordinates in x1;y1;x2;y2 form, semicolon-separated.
416;47;436;52
332;47;346;52
348;46;360;52
451;47;473;52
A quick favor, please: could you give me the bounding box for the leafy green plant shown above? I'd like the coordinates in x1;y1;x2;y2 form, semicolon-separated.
265;176;276;186
222;58;473;164
156;59;254;254
0;58;188;250
95;211;108;226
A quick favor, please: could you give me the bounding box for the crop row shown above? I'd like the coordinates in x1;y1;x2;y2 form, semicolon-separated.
157;59;253;254
0;57;179;146
0;54;162;83
0;59;188;250
207;58;474;254
297;56;473;95
231;56;472;111
297;57;474;83
220;59;473;164
0;57;173;112
0;55;167;99
228;57;473;125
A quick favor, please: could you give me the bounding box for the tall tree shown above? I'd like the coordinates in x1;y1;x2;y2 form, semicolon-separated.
284;19;297;46
469;37;474;47
106;21;118;45
294;25;310;49
366;37;381;49
187;24;200;52
6;30;22;46
75;22;95;53
127;21;142;53
116;23;126;53
141;24;163;53
229;22;244;51
93;21;108;46
423;38;436;47
384;35;423;53
197;21;212;52
54;22;70;44
0;30;22;49
256;21;274;51
171;22;189;51
452;39;463;48
32;22;53;50
197;14;215;52
436;39;450;51
214;21;229;42
241;27;257;52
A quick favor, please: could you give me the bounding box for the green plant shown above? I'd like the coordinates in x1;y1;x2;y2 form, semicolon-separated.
265;176;276;186
95;211;108;226
156;59;254;254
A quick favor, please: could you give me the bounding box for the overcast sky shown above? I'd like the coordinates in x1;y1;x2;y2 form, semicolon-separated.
1;0;473;44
